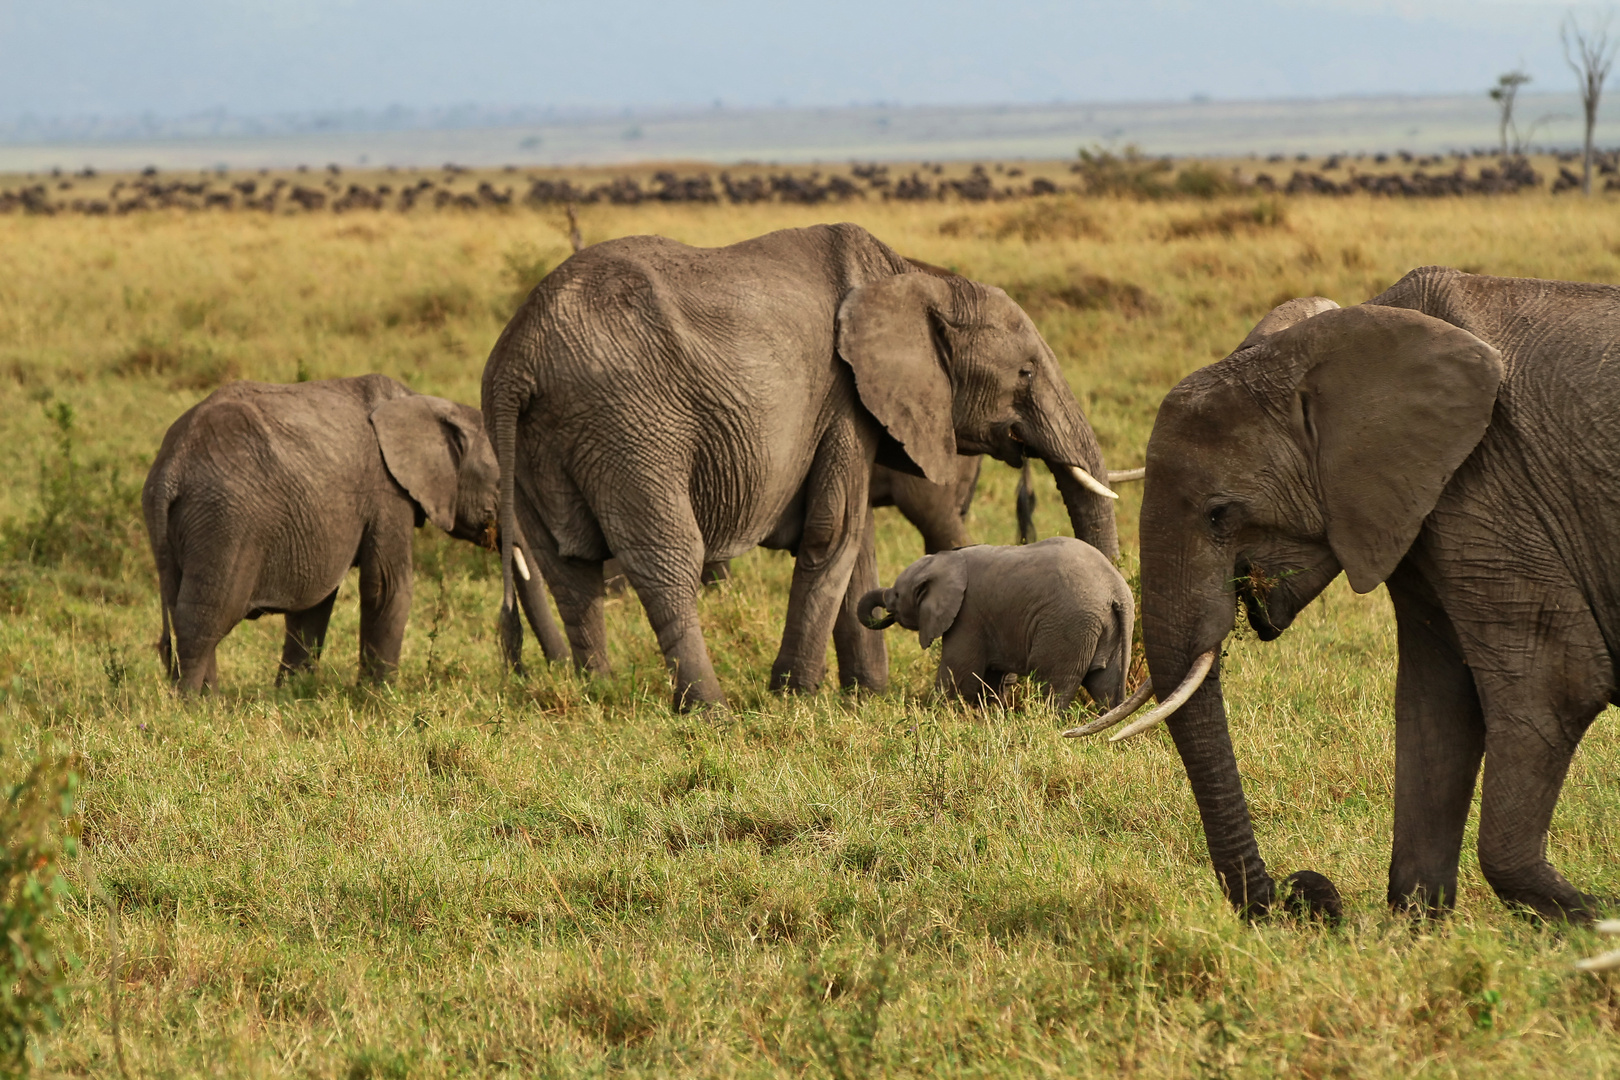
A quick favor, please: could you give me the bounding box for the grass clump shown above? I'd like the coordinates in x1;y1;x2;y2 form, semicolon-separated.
1167;199;1289;239
0;752;80;1074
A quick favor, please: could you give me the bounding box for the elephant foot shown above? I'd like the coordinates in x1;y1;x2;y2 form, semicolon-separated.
1282;870;1344;926
769;665;823;696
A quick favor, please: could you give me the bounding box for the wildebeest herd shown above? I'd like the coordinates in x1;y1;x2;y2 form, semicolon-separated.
140;218;1620;932
10;147;1615;217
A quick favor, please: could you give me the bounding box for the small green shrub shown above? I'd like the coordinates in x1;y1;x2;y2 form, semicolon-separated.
383;283;479;330
0;402;144;581
0;751;81;1074
1174;162;1243;199
499;242;554;316
1074;144;1174;199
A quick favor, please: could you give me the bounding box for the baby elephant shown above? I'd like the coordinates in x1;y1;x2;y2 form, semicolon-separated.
858;537;1133;709
142;374;565;691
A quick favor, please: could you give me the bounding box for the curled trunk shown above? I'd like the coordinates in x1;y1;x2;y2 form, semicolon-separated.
857;588;897;630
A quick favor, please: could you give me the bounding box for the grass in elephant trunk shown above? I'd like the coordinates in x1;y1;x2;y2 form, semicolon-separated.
3;184;1620;1075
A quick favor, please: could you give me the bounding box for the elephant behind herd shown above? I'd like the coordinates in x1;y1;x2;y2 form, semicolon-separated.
141;220;1620;925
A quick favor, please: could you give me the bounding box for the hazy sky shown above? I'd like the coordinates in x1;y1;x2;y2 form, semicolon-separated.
0;0;1605;119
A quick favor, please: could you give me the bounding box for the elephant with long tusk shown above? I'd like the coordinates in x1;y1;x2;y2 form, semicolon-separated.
1086;268;1620;925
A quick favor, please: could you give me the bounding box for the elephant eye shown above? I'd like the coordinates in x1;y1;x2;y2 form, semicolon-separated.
1018;367;1034;380
1205;501;1242;539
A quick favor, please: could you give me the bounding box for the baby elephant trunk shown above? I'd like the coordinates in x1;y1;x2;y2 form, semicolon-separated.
857;588;898;630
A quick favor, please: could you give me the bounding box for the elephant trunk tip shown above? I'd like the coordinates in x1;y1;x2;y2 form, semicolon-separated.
1281;870;1344;925
857;588;898;630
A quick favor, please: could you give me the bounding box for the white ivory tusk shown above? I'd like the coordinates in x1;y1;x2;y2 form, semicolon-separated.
1575;920;1620;970
1063;679;1155;737
513;547;531;582
1576;949;1620;972
1070;465;1119;500
1107;467;1146;483
1109;650;1216;743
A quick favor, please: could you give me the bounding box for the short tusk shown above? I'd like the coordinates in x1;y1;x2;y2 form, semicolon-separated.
1109;650;1216;743
1070;465;1119;500
1107;467;1145;484
1575;920;1620;971
1063;679;1155;737
513;547;531;582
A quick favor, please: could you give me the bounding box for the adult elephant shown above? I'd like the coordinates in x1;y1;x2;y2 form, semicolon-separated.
482;223;1118;709
1087;266;1620;922
144;375;566;690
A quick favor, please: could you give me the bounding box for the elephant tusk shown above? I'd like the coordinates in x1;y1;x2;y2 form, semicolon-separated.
1070;465;1119;500
513;547;532;582
1109;650;1216;743
1575;920;1620;971
1107;467;1146;484
1062;678;1155;737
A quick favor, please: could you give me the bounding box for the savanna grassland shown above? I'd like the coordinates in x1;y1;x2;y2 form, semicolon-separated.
7;173;1620;1078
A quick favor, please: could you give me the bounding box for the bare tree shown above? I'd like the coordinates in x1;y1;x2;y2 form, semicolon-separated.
1490;68;1532;155
1563;9;1619;195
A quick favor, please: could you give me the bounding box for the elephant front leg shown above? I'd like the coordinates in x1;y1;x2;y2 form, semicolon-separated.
1387;574;1485;914
357;527;413;684
832;504;888;692
772;423;876;694
278;588;339;685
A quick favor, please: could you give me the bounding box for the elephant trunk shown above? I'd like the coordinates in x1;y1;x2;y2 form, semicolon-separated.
1023;372;1119;560
1140;484;1274;917
857;588;898;630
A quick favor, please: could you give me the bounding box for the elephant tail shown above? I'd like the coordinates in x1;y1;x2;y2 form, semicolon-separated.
141;472;181;684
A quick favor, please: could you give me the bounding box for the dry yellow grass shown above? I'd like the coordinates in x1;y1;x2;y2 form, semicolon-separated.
4;182;1620;1076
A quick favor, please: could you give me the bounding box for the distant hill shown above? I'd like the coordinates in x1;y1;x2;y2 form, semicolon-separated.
2;95;1614;173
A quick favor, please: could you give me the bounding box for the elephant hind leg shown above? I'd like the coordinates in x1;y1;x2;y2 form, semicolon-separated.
519;502;610;677
605;503;722;710
278;588;339;685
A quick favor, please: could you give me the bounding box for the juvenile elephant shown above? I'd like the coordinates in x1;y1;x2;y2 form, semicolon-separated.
1093;267;1620;923
857;537;1133;708
483;223;1119;709
143;374;565;691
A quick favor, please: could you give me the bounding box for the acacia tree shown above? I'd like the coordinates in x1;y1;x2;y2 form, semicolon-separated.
1562;10;1619;195
1490;69;1532;155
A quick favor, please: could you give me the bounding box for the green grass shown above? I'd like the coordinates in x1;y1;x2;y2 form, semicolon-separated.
5;186;1620;1076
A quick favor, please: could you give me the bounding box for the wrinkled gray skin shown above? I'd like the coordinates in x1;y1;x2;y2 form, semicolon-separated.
1141;266;1620;922
143;374;565;691
482;223;1116;709
858;537;1132;708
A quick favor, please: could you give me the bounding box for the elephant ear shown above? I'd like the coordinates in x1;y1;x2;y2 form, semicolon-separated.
913;554;969;649
836;273;957;485
1237;295;1339;350
1276;305;1503;593
371;395;483;533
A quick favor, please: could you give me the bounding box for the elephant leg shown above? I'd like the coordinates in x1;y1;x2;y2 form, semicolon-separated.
357;526;413;683
609;507;722;710
771;421;876;694
896;488;971;555
278;588;339;685
935;636;989;704
1467;590;1611;921
1386;575;1484;914
518;502;610;676
172;558;255;693
831;504;888;692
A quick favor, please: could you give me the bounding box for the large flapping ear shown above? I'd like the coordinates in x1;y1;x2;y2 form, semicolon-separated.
1237;296;1340;350
911;553;969;648
837;273;958;484
371;395;479;533
1274;305;1503;593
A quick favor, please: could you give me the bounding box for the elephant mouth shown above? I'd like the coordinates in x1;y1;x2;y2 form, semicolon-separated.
1234;561;1286;641
479;520;499;552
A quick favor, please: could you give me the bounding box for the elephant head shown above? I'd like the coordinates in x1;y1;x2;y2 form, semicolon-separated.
1120;296;1503;917
371;395;502;544
857;552;967;645
838;272;1119;560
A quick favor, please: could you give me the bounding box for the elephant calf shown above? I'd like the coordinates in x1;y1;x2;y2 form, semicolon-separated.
142;374;564;691
858;537;1133;709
